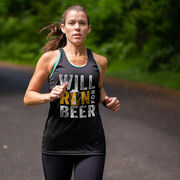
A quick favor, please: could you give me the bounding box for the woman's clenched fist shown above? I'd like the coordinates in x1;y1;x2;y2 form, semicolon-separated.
49;82;68;102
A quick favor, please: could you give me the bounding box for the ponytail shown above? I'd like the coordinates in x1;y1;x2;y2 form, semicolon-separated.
39;22;66;52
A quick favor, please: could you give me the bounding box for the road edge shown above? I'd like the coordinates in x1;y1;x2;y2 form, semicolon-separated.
1;60;180;97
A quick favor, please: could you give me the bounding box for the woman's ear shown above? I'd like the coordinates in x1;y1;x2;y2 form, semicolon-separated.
60;24;65;34
88;24;91;34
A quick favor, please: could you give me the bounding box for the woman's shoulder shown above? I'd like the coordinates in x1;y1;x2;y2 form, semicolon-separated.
92;51;108;69
34;49;60;75
37;49;60;68
40;49;60;62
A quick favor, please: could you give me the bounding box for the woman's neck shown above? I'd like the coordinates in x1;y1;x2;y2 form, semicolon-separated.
64;42;86;56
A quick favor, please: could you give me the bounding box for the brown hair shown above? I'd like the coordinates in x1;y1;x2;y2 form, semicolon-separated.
40;5;90;52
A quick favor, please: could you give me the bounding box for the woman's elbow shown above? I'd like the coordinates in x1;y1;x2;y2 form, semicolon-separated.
23;92;33;106
23;96;30;106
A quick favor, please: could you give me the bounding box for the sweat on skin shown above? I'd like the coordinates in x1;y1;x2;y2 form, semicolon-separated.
59;74;97;118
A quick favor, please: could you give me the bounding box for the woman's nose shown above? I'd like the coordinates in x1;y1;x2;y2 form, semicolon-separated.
74;23;80;30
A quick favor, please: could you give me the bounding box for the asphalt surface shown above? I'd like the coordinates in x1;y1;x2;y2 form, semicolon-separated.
0;63;180;180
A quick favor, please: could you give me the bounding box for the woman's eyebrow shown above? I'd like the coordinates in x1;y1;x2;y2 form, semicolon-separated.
67;18;75;21
68;18;86;21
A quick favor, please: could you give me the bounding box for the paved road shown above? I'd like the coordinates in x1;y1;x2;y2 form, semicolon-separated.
0;63;180;180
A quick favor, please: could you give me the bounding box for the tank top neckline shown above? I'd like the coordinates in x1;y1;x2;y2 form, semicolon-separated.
61;48;89;68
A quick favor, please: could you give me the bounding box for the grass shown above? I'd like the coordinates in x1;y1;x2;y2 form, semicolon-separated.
106;58;180;90
0;58;37;66
1;57;180;91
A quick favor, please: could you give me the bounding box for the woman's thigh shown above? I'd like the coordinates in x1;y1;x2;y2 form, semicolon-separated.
74;155;106;180
42;154;73;180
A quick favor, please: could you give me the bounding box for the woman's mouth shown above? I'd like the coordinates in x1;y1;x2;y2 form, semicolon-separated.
73;34;81;37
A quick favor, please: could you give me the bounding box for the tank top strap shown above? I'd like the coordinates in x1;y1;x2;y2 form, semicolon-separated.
87;48;93;62
49;48;61;79
59;47;63;56
87;48;100;73
58;47;68;66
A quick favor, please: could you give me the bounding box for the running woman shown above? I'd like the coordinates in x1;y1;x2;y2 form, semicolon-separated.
24;5;120;180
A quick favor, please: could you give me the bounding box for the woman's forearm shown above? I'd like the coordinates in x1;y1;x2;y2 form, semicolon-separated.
99;88;108;104
24;91;51;106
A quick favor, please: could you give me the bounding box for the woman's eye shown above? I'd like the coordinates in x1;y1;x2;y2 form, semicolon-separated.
68;21;86;25
68;21;74;25
80;21;86;25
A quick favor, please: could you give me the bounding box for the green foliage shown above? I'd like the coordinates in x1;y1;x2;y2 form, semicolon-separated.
0;0;180;89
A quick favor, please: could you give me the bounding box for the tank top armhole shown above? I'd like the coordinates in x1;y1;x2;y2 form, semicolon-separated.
49;50;61;79
90;51;100;73
94;59;100;73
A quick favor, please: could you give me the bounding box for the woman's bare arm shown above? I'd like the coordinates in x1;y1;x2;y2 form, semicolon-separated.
93;52;120;111
24;50;67;106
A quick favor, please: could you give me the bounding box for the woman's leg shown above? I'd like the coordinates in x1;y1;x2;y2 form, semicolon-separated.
74;155;106;180
42;154;73;180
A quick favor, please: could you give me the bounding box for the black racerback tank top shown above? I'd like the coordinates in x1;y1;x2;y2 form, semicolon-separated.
41;48;106;155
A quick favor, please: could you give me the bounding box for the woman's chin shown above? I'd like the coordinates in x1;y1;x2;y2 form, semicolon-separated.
70;40;84;46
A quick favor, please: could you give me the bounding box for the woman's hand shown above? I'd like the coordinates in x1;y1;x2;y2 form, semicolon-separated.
49;82;68;102
104;96;120;111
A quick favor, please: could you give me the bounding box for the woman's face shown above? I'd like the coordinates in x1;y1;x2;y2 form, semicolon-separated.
61;10;91;46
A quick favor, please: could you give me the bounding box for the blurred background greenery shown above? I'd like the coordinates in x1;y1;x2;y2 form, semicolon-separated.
0;0;180;89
